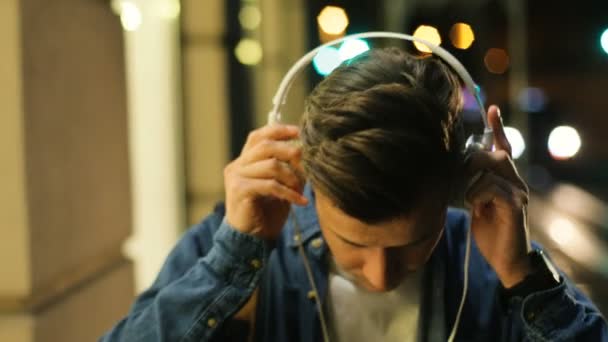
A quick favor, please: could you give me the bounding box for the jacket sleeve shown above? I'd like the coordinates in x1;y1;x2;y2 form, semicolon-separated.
99;207;267;342
503;252;608;341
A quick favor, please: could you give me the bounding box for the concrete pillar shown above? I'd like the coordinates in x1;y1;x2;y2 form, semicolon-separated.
0;0;133;341
118;0;186;294
181;0;231;223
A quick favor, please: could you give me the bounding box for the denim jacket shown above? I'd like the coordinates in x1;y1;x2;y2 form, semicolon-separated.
101;186;607;341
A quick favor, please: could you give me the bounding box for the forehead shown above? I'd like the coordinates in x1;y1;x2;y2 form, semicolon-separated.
314;189;446;247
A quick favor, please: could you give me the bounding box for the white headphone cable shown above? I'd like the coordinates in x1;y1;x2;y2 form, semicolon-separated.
291;207;332;342
447;223;471;342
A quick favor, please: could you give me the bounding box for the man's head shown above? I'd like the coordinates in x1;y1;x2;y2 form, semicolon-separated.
300;48;464;292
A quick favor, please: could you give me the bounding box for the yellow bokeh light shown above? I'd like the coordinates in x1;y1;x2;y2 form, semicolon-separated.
484;48;510;74
235;38;263;66
120;1;142;32
413;25;441;53
450;23;475;49
317;6;349;35
239;5;261;30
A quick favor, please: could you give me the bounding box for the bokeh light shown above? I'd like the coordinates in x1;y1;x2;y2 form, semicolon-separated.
313;46;342;76
317;6;349;35
517;87;547;112
548;125;581;160
545;215;600;267
338;38;370;61
549;217;577;247
449;23;475;49
462;86;486;112
119;1;142;31
239;5;261;30
413;25;441;53
110;0;123;15
484;48;510;74
601;28;608;55
235;39;263;66
504;126;526;159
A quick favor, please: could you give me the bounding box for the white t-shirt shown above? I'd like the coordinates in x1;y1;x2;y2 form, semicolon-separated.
325;259;423;342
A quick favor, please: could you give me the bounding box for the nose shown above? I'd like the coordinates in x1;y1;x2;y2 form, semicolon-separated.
361;248;390;292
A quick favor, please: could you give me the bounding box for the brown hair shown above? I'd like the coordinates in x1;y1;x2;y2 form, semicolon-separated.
301;48;464;223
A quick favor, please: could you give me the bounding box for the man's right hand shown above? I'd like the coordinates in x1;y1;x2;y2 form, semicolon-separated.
224;124;308;241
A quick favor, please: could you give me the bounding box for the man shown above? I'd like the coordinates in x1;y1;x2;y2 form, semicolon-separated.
101;48;607;341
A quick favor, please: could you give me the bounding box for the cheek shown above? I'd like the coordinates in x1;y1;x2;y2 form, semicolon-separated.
390;230;444;270
408;244;435;267
387;247;427;272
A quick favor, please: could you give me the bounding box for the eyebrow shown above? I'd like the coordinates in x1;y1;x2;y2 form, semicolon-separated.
329;225;438;248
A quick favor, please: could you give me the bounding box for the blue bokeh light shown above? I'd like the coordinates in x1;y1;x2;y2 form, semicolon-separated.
312;46;342;76
601;28;608;55
338;38;370;61
313;38;371;76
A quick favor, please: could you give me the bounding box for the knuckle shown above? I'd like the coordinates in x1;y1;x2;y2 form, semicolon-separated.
223;163;233;177
225;179;239;195
290;146;302;158
247;130;259;143
269;179;281;191
289;176;301;190
270;159;282;172
496;150;510;161
260;139;273;149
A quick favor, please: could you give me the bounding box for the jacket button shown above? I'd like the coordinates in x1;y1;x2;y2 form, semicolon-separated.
307;290;317;300
311;238;323;248
525;310;536;321
207;318;217;328
250;259;262;269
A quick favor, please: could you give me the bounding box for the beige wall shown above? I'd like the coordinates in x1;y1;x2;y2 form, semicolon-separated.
253;0;308;127
0;0;31;300
0;0;134;340
181;0;307;225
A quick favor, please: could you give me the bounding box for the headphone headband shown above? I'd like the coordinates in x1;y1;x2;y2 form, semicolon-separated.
268;31;493;150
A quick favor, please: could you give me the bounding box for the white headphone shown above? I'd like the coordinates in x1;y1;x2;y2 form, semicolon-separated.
268;31;494;153
273;31;489;342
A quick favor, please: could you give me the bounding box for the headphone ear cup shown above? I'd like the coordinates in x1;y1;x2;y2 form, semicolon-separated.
445;118;467;208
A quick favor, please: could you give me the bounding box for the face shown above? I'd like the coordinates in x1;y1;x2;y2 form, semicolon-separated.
315;188;447;293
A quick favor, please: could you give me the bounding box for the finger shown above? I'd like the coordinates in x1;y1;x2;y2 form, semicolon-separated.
464;150;527;192
487;105;512;155
242;124;300;152
240;158;304;192
465;171;528;210
464;170;509;208
287;139;306;176
469;184;510;218
242;178;308;205
240;140;302;168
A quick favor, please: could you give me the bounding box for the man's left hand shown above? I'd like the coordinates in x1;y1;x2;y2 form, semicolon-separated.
465;105;532;288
